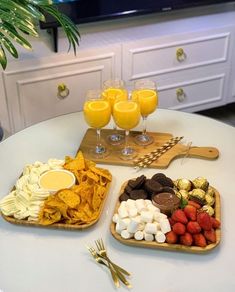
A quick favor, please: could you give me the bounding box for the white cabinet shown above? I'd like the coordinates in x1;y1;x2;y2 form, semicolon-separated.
2;45;121;133
1;8;235;135
123;27;234;112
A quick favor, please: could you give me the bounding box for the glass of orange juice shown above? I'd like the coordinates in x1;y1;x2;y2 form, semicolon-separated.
102;79;128;145
113;100;141;160
132;79;158;146
83;90;111;158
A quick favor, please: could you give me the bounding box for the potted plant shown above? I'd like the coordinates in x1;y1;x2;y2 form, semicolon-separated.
0;0;80;70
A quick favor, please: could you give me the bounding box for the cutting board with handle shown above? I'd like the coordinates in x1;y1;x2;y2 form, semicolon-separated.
78;129;219;168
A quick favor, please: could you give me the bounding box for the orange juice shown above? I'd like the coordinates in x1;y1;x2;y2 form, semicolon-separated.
102;87;128;112
83;99;111;129
132;89;158;116
113;100;140;130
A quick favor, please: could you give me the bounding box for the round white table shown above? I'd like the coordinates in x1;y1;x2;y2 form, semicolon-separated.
0;109;235;292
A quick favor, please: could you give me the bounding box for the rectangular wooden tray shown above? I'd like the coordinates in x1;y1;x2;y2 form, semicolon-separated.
110;180;221;253
78;129;219;168
1;182;111;231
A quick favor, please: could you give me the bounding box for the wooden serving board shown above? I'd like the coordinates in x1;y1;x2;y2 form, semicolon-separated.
79;129;219;168
1;182;111;231
110;181;221;253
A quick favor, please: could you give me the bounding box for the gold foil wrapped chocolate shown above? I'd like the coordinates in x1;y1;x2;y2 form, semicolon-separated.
177;179;192;192
205;194;215;206
176;190;189;201
192;177;209;191
206;186;215;197
189;188;205;204
201;205;214;216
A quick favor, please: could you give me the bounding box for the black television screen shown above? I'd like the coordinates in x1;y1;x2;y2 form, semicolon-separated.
40;0;235;52
41;0;235;29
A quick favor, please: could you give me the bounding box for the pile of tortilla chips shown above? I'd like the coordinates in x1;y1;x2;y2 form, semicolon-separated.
39;151;112;226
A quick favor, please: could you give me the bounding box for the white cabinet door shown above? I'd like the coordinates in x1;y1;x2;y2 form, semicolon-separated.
122;27;234;111
3;45;121;133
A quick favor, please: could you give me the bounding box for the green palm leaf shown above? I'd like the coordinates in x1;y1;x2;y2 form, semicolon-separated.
0;0;80;70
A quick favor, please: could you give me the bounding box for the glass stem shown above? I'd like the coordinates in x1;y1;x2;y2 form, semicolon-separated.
96;128;102;151
142;116;148;136
125;130;130;151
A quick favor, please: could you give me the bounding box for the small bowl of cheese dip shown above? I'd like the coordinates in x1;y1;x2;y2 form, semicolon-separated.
39;169;76;193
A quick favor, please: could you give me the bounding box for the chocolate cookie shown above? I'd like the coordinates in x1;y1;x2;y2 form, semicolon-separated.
128;175;146;189
144;179;163;195
129;189;148;200
151;173;166;182
124;184;133;194
155;176;174;188
119;192;130;202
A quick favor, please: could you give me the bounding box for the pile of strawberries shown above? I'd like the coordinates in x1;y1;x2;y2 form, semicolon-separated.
166;202;221;247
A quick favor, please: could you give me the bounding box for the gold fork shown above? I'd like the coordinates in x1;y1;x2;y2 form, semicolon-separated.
86;245;120;288
95;239;132;288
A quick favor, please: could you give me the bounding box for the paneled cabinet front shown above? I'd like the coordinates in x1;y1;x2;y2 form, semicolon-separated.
123;27;234;112
3;45;121;133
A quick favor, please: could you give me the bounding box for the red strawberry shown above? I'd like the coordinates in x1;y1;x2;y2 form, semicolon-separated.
180;232;193;246
210;217;221;229
188;200;201;209
172;222;186;235
204;229;216;243
172;209;188;224
193;233;207;247
187;221;201;234
184;205;197;221
166;231;178;244
168;217;176;227
197;211;212;231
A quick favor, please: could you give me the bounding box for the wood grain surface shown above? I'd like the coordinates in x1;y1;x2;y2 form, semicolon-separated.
110;180;221;253
79;129;219;168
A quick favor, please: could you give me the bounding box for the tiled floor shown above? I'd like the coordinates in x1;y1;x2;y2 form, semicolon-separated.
196;102;235;127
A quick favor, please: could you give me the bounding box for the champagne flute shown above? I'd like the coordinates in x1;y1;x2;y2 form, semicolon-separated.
83;90;111;158
113;100;141;160
102;79;128;145
132;79;158;146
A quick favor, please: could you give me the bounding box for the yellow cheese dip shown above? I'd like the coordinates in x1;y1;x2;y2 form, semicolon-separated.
39;169;75;192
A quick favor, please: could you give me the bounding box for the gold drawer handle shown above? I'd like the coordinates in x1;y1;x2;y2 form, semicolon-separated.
176;48;186;62
176;88;186;102
57;83;69;99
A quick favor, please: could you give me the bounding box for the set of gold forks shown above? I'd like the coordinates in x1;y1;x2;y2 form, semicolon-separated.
86;238;132;288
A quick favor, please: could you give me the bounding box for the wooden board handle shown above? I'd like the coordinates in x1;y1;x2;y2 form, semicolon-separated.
188;147;219;159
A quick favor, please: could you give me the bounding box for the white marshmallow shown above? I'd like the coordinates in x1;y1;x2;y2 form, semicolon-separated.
138;222;145;231
127;218;139;233
147;204;160;213
112;213;119;223
135;199;147;213
133;215;141;223
120;201;127;208
134;230;144;241
144;200;152;206
121;230;133;239
155;231;166;243
144;232;154;242
126;199;136;208
128;207;138;217
118;218;130;230
140;211;153;223
144;222;158;235
159;218;171;234
118;206;128;218
115;223;123;234
153;212;167;222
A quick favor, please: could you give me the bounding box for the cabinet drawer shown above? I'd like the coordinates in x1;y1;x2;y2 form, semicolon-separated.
123;31;230;80
3;45;121;133
158;73;227;112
